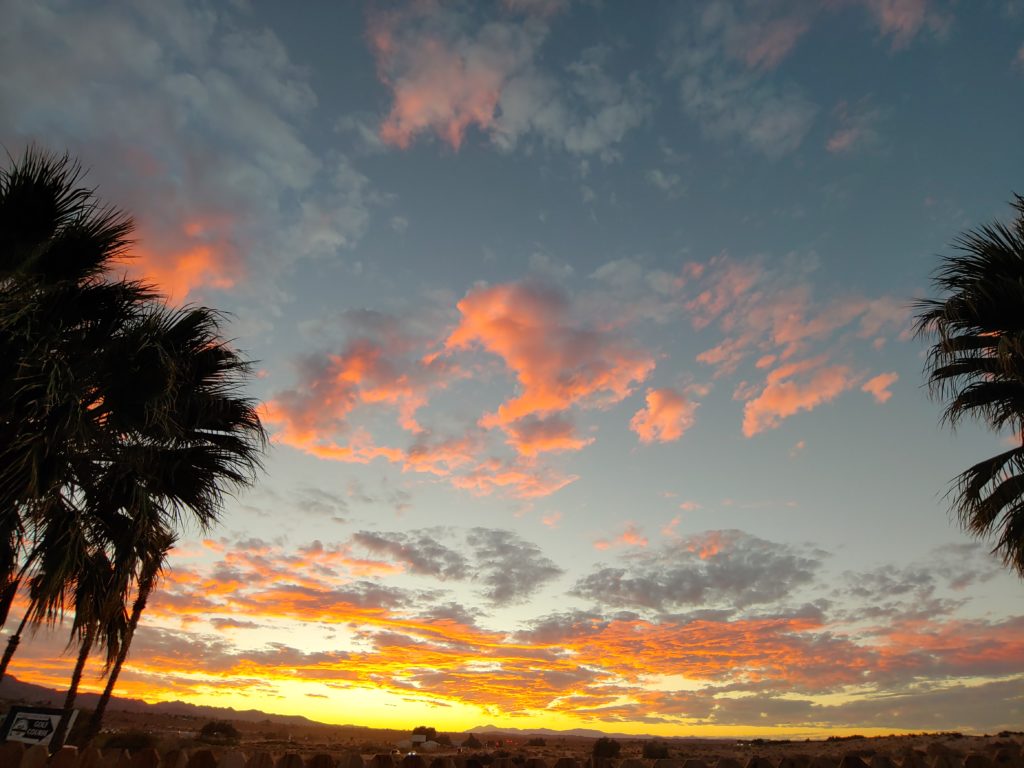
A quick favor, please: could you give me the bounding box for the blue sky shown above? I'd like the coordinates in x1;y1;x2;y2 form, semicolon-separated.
2;0;1023;736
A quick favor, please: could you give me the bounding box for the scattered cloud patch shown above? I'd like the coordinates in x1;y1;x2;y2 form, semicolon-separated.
827;100;882;153
861;371;899;403
445;279;656;431
0;0;370;303
742;356;859;437
630;387;701;443
594;522;649;550
369;5;648;156
572;530;821;611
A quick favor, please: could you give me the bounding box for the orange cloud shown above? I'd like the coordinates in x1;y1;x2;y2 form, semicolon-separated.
10;532;1024;732
505;415;594;456
541;511;563;528
594;522;648;550
742;357;858;437
630;387;700;444
131;215;242;301
445;281;655;429
369;6;530;149
451;456;578;499
377;37;503;149
861;372;899;403
687;255;909;379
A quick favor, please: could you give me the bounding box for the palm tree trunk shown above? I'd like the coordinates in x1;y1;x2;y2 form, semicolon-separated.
0;610;32;682
49;624;93;753
0;577;19;629
78;568;155;745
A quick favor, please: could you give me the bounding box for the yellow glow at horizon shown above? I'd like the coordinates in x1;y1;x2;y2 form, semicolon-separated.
124;676;923;739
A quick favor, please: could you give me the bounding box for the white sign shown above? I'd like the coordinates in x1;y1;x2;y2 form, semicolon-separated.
1;706;77;747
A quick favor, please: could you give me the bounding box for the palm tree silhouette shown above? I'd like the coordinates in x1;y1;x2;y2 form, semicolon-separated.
915;194;1024;576
0;147;266;748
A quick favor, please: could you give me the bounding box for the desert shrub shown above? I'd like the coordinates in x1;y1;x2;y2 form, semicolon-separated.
642;741;670;759
199;720;241;743
593;738;621;759
102;730;159;751
527;737;546;747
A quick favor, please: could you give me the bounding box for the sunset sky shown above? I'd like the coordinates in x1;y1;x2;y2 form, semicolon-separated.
3;0;1024;738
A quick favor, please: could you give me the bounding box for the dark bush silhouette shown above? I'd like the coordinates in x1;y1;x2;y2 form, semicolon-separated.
592;738;621;759
643;741;670;759
199;720;241;742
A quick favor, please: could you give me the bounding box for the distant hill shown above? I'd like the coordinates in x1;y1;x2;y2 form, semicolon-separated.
0;675;320;726
467;724;683;741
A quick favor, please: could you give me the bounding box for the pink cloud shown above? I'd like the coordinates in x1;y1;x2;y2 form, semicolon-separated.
377;37;503;149
861;371;899;403
630;387;700;444
541;511;563;528
862;0;928;46
451;456;577;499
742;17;812;70
679;501;702;512
445;280;655;430
742;356;859;437
688;256;905;377
661;516;682;536
826;100;881;154
594;522;648;550
679;254;910;434
505;415;594;456
263;332;452;452
685;254;763;331
368;6;537;150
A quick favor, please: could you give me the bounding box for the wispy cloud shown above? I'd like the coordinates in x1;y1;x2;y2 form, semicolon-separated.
0;0;370;304
827;100;883;153
369;5;649;156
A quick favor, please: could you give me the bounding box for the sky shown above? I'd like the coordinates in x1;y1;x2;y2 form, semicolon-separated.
2;0;1024;739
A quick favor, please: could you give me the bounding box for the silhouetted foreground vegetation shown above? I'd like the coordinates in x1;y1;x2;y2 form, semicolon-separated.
916;194;1024;576
0;147;265;750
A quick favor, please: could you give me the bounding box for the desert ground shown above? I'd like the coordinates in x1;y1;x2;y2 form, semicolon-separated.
45;708;1024;764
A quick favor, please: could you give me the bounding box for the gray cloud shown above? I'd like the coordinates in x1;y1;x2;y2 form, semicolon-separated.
465;527;564;604
570;530;821;611
350;527;563;605
351;529;470;581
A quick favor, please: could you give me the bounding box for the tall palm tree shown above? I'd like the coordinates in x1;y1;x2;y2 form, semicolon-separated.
48;546;127;752
0;147;266;747
915;193;1024;576
0;147;148;628
75;304;266;743
81;526;174;745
